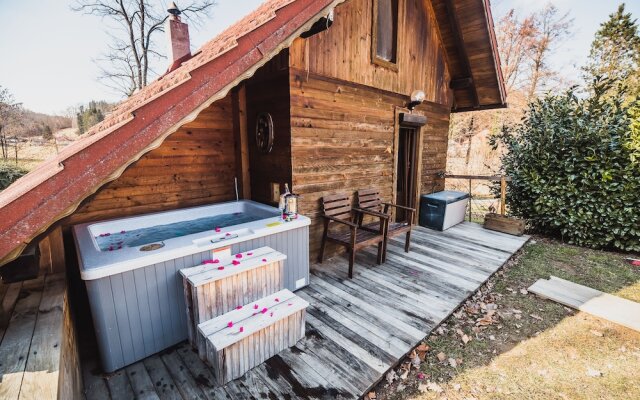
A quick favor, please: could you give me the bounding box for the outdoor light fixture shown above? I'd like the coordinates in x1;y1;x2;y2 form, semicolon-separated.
408;90;426;111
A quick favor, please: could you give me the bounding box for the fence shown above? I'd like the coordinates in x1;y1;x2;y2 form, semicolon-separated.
444;174;510;223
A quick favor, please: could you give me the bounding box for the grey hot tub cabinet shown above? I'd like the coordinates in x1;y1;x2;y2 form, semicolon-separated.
80;225;309;373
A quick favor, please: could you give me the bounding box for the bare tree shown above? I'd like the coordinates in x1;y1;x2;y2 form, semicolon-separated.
73;0;215;97
496;10;537;92
526;4;573;99
0;86;22;162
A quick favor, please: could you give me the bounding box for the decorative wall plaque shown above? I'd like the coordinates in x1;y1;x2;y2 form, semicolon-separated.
255;112;274;154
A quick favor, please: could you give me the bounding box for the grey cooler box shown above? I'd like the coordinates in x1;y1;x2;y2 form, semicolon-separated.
419;191;469;231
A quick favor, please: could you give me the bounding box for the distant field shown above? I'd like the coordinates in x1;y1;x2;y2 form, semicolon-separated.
9;128;79;171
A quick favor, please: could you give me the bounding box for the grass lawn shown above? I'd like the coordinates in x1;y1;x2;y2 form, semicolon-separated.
373;238;640;400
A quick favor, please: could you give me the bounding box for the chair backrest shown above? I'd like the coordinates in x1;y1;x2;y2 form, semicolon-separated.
356;188;383;212
321;193;352;221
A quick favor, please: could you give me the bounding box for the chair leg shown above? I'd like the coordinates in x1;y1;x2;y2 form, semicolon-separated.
377;241;384;264
348;249;355;278
405;230;412;253
318;234;327;263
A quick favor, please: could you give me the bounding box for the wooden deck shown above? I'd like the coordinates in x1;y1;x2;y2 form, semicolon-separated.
82;222;529;399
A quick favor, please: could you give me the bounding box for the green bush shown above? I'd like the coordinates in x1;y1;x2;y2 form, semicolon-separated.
0;162;28;191
492;79;640;251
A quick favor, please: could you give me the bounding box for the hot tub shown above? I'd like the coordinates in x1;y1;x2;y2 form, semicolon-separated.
73;200;310;372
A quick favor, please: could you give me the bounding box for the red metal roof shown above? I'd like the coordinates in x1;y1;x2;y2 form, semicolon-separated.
0;0;342;265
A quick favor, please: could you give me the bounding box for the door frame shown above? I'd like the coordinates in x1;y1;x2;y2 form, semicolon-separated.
392;107;425;224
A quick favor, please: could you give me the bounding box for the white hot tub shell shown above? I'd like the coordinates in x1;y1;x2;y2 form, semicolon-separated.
73;200;310;372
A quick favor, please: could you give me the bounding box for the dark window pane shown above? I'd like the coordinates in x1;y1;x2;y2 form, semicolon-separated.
376;0;398;63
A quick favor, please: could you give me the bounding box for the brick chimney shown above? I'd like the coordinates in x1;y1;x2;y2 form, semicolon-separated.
166;2;191;72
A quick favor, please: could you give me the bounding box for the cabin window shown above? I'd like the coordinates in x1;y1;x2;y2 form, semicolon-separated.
372;0;399;68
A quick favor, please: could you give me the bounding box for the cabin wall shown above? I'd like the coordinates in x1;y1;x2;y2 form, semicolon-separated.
289;71;450;257
288;0;453;259
245;50;292;206
292;0;452;105
65;94;237;226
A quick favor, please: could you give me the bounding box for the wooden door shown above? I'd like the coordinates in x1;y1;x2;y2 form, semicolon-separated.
395;126;419;221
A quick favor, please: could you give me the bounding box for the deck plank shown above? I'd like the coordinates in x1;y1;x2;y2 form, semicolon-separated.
79;224;528;399
142;355;182;400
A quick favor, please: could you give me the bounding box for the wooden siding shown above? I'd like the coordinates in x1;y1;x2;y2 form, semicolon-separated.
245;57;293;206
291;0;453;105
66;95;237;226
289;70;449;258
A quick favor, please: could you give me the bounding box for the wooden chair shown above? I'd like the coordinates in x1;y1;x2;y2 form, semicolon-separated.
318;193;388;278
356;188;415;261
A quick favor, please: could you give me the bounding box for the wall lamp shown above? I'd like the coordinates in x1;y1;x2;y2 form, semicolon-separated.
407;90;426;111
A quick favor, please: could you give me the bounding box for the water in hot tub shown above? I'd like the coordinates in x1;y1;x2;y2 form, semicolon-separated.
95;212;265;251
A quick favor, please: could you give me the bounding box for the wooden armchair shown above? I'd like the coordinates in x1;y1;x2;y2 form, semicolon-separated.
356;188;415;261
318;193;388;278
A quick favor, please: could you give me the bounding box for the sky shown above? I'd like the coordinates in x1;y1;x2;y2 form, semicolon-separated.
0;0;638;115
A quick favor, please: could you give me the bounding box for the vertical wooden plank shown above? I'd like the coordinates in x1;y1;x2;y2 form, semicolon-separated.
38;237;52;274
48;227;66;274
234;85;251;200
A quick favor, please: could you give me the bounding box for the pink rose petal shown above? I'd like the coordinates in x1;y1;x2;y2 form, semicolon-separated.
215;227;221;232
232;260;241;266
262;258;267;262
253;304;259;309
217;266;225;271
261;308;268;314
270;312;274;317
213;259;220;264
275;298;279;302
247;252;253;256
227;321;233;328
235;254;243;259
239;327;244;333
225;233;231;236
236;305;243;310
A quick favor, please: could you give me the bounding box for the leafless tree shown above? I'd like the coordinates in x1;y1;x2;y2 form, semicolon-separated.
496;10;537;92
73;0;215;97
526;4;573;99
0;86;22;162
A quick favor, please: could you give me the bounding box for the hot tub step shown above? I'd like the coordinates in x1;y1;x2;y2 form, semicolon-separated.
198;289;308;385
180;247;286;358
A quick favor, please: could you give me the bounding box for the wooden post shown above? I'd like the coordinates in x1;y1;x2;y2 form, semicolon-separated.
500;176;506;215
48;227;66;274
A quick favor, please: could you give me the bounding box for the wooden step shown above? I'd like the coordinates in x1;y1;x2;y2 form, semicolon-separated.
180;247;286;359
198;289;308;385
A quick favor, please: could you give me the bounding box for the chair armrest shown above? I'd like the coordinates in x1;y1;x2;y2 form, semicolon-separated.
382;203;416;212
322;215;358;228
353;207;389;219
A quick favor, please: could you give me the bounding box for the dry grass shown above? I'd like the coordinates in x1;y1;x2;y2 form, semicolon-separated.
374;239;640;400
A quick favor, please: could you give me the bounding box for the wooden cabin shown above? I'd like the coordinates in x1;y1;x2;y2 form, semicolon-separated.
0;0;505;397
